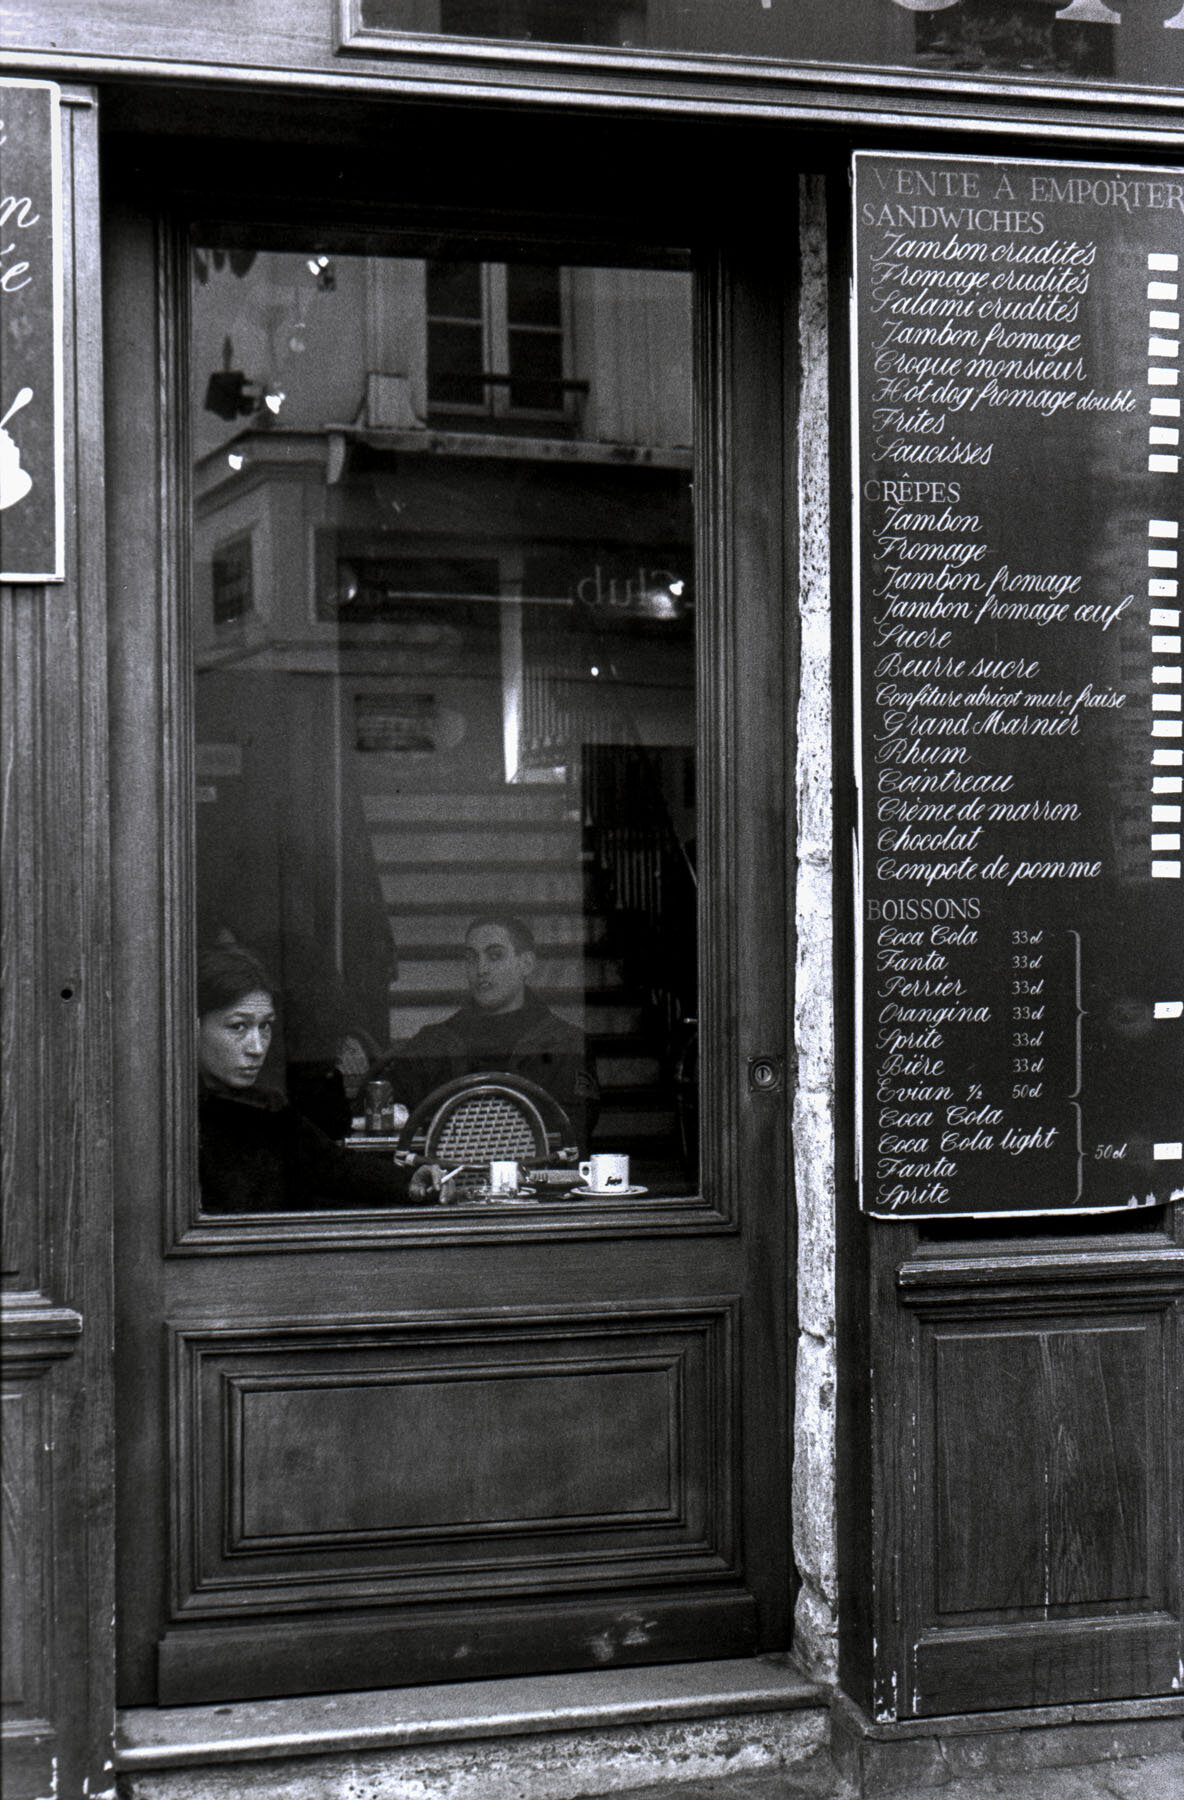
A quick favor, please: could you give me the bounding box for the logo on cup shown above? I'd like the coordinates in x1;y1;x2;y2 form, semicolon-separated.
578;1153;630;1193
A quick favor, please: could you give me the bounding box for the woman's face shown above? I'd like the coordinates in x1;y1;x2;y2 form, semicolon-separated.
198;989;275;1088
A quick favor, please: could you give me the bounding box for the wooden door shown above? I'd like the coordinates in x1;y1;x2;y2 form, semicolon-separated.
862;1211;1184;1719
108;188;798;1704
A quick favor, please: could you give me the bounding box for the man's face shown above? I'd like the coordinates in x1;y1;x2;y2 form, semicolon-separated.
465;924;535;1014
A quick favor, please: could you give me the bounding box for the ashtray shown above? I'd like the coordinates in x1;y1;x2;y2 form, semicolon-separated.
447;1184;539;1205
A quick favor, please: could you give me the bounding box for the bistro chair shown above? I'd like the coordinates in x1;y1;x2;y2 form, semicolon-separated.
396;1070;578;1173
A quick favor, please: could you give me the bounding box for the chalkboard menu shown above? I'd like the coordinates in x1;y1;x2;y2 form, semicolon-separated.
0;78;63;584
853;152;1183;1219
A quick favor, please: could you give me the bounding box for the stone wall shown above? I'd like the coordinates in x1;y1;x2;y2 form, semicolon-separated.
791;172;840;1685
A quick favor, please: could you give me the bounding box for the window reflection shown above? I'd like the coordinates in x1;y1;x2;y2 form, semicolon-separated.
914;0;1116;80
425;261;575;419
191;246;697;1211
357;0;1144;88
366;0;649;48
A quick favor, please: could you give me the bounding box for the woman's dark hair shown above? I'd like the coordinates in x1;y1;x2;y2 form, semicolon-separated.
197;945;276;1018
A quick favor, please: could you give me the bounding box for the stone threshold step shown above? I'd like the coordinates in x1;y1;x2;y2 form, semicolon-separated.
117;1657;825;1772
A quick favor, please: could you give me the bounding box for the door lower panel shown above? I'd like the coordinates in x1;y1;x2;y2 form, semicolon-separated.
158;1300;751;1699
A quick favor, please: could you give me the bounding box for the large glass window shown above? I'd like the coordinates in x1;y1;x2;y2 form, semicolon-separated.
190;245;698;1211
355;0;1136;86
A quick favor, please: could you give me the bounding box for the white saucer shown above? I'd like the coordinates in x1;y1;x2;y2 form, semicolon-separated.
568;1183;648;1198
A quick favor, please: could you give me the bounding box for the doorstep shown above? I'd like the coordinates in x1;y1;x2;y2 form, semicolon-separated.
116;1656;829;1774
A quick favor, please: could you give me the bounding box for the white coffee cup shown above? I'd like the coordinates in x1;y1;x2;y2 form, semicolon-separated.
578;1153;630;1193
489;1159;520;1195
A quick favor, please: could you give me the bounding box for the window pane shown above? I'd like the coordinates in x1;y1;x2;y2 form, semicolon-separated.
427;319;486;407
191;248;697;1213
426;258;483;320
506;263;562;329
435;0;638;48
507;325;563;411
360;0;1128;87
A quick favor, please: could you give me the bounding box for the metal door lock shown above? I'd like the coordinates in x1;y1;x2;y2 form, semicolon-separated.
748;1055;783;1092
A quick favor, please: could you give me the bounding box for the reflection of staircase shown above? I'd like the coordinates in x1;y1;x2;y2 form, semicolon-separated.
362;788;678;1153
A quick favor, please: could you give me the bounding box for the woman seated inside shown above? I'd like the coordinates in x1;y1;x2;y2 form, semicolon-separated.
198;946;436;1212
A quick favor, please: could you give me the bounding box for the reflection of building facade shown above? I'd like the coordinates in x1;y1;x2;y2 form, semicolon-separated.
2;8;1183;1800
192;252;696;1167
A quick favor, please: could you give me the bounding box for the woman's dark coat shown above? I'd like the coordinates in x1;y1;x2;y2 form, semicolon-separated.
199;1082;420;1212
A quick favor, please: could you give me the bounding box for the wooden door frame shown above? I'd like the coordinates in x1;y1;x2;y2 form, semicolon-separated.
101;102;803;1706
0;83;115;1800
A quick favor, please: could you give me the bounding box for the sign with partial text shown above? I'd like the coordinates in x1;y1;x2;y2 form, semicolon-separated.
0;78;63;584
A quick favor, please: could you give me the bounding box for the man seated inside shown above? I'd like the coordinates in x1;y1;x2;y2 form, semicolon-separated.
372;913;599;1151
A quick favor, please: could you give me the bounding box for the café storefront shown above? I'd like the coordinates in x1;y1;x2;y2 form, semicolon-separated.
1;6;1181;1798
